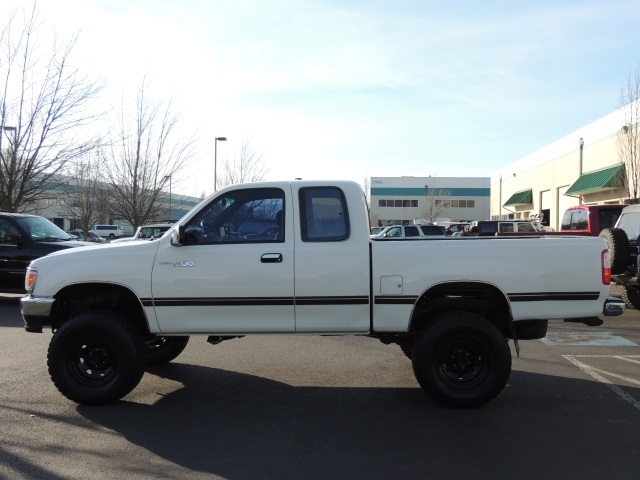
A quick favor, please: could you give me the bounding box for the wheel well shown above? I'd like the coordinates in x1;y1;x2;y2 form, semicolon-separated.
49;283;150;337
409;282;513;337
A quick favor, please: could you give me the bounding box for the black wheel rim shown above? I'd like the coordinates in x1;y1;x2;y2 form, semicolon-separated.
147;337;167;351
434;333;492;387
67;333;118;385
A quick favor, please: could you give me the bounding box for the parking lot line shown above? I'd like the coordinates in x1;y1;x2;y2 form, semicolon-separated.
563;355;640;411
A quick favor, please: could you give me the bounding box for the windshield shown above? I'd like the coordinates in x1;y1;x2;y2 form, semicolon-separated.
138;226;170;239
16;217;73;241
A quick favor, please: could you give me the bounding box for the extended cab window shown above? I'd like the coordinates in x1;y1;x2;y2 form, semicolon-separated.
299;187;349;242
184;188;284;244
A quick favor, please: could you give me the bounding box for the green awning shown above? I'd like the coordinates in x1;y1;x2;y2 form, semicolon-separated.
565;164;624;196
503;189;533;207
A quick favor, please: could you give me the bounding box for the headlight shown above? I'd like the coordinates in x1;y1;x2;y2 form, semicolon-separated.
25;267;37;293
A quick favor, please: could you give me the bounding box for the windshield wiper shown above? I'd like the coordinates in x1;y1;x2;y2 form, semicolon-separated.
33;236;67;242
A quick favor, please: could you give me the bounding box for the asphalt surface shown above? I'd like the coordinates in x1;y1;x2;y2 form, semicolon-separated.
1;294;639;480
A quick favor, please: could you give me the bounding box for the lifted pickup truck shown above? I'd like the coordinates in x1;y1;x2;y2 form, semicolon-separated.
21;181;623;408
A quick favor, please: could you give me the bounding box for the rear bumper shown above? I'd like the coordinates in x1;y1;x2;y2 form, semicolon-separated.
20;295;55;333
603;296;625;316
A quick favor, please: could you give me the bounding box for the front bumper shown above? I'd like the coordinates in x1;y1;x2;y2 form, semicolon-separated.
21;295;55;333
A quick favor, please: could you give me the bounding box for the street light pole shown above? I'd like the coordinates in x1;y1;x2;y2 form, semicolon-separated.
214;136;227;192
579;137;584;206
163;175;172;220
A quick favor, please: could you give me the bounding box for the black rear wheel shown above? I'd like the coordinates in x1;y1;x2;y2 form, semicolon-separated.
47;311;146;405
412;311;511;408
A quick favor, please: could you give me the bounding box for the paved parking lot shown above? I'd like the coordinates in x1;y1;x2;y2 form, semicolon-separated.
1;295;639;480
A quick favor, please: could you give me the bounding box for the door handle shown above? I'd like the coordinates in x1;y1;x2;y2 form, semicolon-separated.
261;253;283;263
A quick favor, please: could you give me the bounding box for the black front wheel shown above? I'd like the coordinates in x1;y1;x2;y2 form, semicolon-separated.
146;336;190;365
412;311;512;408
47;311;147;405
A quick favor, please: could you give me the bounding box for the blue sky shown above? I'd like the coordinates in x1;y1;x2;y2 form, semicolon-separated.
3;0;640;196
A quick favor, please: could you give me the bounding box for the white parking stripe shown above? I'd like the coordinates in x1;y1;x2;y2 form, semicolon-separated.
563;355;640;411
614;356;640;365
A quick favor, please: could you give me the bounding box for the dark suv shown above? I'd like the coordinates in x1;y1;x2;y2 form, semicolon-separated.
0;212;90;293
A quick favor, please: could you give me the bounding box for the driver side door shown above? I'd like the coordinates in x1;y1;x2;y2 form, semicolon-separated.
151;187;295;334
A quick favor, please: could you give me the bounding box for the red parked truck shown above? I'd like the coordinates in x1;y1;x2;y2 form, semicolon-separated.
495;205;624;237
559;205;624;236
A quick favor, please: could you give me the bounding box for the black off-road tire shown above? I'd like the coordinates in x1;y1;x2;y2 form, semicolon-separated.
511;320;548;340
600;228;630;275
412;311;512;408
400;342;414;359
47;311;147;405
146;336;190;365
622;287;640;309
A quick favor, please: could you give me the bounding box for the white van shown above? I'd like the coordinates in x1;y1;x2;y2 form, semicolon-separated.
91;224;125;239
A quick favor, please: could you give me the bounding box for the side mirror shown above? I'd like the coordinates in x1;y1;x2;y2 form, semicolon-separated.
170;226;186;246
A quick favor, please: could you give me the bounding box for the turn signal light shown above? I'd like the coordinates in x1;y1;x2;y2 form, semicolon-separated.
25;268;37;292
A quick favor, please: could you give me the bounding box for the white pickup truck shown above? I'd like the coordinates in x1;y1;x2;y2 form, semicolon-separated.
21;180;624;408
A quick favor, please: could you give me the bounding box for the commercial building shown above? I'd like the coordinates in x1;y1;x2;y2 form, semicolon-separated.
369;176;491;227
29;175;201;235
491;102;634;229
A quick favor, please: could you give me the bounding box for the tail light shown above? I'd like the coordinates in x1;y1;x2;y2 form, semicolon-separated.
602;250;611;285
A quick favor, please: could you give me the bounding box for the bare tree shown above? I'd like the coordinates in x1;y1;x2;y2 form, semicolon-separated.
217;139;268;189
0;3;103;212
618;65;640;204
418;185;451;224
61;156;105;238
104;77;197;230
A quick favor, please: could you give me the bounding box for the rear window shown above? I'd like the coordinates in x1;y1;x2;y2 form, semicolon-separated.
561;210;588;230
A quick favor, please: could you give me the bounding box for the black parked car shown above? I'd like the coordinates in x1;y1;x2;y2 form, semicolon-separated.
0;212;90;293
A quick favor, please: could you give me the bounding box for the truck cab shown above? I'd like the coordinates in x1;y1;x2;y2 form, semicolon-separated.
560;205;624;236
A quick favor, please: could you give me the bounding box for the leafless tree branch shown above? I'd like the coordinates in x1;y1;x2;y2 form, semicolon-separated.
218;139;268;189
618;65;640;204
0;2;104;212
103;76;197;229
